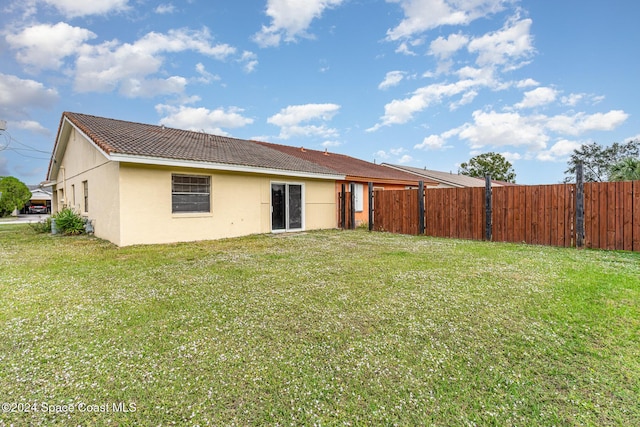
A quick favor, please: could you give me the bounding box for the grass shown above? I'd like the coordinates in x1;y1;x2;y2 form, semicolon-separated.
0;225;638;426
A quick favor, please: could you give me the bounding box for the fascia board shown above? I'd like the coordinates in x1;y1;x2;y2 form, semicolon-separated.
109;153;345;181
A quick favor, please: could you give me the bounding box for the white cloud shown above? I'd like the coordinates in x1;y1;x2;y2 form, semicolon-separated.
536;139;582;162
561;93;605;107
371;14;539;132
374;149;412;164
500;151;522;162
429;32;469;59
561;93;584;107
253;0;345;47
374;150;390;160
239;51;258;73
516;78;539;88
74;28;236;96
268;103;341;139
546;110;629;136
378;71;406;90
6;22;96;71
449;89;478;110
268;103;340;127
42;0;129;18
368;79;478;130
155;105;253;135
193;63;220;84
155;4;176;14
467;16;534;70
414;134;448;150
386;0;510;41
446;109;629;158
395;41;419;55
456;110;549;151
514;87;558;109
0;73;58;119
120;76;188;98
10;120;50;135
133;29;235;59
398;154;413;164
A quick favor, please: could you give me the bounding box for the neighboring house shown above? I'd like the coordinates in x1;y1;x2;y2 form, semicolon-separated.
45;112;343;246
20;186;52;214
383;164;516;188
254;143;437;226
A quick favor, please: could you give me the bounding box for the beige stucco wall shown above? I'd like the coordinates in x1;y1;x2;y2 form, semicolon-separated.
52;127;337;246
117;164;337;246
52;128;122;245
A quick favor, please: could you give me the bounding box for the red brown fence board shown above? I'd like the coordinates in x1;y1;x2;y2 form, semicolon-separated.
360;181;640;252
583;181;639;251
492;184;575;247
372;189;419;235
423;187;485;240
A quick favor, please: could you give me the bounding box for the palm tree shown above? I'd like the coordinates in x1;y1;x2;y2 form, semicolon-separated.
609;157;640;181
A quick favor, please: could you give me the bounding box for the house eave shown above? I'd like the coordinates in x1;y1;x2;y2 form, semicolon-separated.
47;115;112;181
109;153;345;181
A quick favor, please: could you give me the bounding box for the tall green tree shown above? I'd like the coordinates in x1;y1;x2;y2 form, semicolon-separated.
0;176;31;216
458;152;516;183
563;139;640;182
609;157;640;181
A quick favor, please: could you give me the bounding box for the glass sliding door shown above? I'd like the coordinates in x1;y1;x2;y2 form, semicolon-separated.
271;184;286;231
288;184;302;229
271;183;304;232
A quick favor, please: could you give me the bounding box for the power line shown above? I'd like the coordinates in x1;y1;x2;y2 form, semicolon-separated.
0;125;51;161
2;129;51;154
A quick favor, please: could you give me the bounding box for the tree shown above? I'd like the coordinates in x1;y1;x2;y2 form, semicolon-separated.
458;152;516;183
609;157;640;181
0;176;31;217
563;139;640;183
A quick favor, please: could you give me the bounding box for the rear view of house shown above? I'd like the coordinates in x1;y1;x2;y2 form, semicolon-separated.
255;142;437;227
45;112;343;246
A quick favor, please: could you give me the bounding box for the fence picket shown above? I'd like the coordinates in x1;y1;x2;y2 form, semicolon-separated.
365;181;639;252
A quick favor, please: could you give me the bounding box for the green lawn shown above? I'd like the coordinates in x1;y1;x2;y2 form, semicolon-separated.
1;225;638;426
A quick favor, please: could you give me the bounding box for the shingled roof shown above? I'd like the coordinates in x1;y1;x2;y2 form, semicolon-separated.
383;164;517;187
254;141;433;185
48;112;342;179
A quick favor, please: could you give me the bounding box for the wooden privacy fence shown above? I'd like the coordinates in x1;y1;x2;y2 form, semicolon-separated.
360;179;640;252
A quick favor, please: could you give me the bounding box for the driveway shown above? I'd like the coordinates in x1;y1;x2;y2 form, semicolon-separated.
0;214;50;225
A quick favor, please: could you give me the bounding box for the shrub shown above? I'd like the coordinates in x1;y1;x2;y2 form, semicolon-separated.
29;217;52;234
53;207;85;235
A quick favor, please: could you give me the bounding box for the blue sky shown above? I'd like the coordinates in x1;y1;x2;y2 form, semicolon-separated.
1;0;639;185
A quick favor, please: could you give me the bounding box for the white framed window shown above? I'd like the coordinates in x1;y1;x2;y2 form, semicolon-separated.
172;174;210;213
83;181;89;213
353;183;364;212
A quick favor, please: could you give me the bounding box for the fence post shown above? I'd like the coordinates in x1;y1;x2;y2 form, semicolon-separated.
576;162;585;248
340;183;346;229
349;183;356;230
418;181;425;235
368;182;374;231
485;175;492;241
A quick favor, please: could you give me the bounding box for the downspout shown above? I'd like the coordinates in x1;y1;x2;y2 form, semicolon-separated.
60;165;66;208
